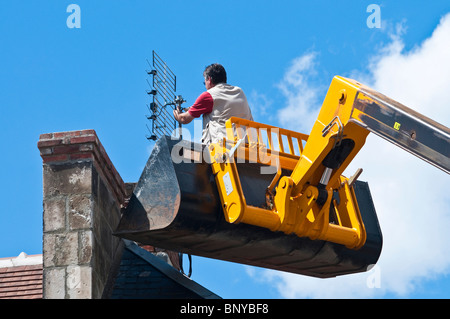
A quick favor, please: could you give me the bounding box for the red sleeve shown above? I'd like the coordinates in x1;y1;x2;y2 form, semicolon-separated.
188;91;213;118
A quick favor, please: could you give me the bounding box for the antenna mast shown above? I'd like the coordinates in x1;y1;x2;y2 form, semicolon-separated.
146;51;185;141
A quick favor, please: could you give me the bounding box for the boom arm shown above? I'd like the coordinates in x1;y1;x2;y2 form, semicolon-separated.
292;76;449;194
209;76;449;249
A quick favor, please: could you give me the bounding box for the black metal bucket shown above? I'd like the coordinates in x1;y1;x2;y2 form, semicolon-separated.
114;136;382;278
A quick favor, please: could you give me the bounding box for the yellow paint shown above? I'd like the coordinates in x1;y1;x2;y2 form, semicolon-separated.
209;76;380;249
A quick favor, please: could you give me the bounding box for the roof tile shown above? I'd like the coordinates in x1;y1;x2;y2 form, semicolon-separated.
0;254;43;299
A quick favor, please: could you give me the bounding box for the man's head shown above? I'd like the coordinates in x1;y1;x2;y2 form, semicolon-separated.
203;63;227;89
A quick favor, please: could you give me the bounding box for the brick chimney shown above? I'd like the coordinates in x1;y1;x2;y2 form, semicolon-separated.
38;130;128;298
38;130;180;299
38;130;182;299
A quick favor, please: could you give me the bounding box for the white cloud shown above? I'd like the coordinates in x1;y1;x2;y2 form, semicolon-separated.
250;13;450;298
276;52;324;134
247;89;274;122
369;16;450;122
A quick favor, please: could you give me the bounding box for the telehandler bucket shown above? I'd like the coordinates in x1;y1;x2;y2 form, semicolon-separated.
115;136;382;278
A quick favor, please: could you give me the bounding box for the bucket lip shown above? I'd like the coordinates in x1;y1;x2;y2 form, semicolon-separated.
116;136;182;233
113;227;381;278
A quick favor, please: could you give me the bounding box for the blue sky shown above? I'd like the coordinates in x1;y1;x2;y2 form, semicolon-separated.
1;1;450;299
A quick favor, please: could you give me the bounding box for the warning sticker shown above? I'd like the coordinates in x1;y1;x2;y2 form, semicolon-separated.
223;172;233;196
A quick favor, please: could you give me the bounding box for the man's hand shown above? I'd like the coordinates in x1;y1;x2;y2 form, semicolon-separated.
173;109;195;125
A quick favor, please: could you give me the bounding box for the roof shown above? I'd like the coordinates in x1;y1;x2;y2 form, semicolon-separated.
0;243;220;299
106;240;221;299
0;253;43;299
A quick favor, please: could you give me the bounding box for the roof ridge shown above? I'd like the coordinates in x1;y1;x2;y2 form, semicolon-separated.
0;253;43;268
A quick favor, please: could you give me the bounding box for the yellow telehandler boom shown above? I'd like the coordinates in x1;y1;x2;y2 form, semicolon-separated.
115;76;449;278
209;76;449;250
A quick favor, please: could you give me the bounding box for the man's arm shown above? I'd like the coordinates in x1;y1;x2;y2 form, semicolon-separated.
173;109;195;124
173;91;213;124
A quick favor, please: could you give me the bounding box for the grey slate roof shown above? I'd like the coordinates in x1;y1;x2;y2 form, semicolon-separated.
106;240;221;299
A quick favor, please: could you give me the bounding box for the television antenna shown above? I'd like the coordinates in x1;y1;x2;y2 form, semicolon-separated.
146;51;186;141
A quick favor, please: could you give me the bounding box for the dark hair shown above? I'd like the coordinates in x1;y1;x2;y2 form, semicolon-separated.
203;63;227;84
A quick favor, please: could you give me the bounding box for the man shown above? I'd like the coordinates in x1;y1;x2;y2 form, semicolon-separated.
173;63;253;145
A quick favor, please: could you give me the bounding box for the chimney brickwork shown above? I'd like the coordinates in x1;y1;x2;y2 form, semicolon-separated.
38;130;128;299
